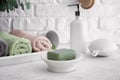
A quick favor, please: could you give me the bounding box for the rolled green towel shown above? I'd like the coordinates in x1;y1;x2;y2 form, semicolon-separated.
0;32;32;56
0;38;8;57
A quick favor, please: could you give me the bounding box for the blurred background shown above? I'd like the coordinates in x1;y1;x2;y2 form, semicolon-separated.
0;0;120;44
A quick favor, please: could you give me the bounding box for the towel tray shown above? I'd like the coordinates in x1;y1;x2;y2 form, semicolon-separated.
0;52;46;67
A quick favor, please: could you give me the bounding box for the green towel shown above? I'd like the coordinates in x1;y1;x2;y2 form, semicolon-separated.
0;32;32;56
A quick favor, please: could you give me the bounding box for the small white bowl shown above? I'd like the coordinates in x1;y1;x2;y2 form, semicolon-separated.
41;53;83;73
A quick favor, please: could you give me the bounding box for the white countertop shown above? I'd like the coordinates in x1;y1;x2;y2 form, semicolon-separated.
0;44;120;80
0;54;120;80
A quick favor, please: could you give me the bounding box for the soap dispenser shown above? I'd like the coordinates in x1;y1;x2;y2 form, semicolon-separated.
68;4;88;53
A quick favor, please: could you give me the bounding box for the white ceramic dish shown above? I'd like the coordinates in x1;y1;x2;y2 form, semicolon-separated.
41;53;83;73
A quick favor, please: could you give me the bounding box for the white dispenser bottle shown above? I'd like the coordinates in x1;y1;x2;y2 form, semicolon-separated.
68;4;88;53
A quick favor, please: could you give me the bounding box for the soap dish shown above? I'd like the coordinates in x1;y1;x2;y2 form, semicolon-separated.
41;53;83;73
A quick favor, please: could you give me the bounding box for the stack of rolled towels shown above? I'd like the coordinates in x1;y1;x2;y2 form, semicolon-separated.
0;29;53;57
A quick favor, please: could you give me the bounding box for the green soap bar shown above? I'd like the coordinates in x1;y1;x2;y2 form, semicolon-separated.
47;49;76;61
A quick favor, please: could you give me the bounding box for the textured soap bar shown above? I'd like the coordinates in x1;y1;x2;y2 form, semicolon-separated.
47;49;76;61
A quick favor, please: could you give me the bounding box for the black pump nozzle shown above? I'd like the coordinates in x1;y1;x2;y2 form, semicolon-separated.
67;4;80;16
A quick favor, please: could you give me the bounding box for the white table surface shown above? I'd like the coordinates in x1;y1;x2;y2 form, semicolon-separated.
0;44;120;80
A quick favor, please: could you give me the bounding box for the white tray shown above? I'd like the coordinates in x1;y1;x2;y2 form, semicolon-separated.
0;52;47;67
0;44;69;67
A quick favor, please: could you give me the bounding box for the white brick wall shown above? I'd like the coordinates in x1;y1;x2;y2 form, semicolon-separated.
0;0;120;44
